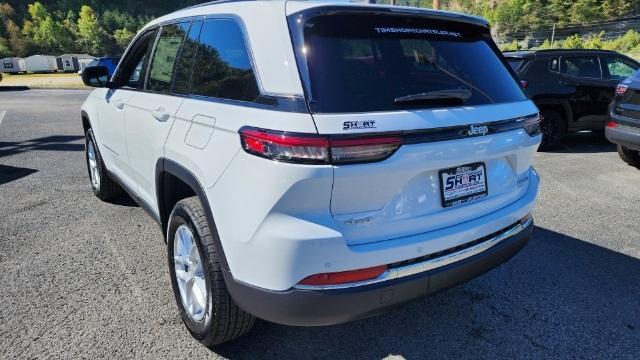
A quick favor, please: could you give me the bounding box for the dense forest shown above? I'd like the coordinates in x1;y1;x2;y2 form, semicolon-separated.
1;0;639;57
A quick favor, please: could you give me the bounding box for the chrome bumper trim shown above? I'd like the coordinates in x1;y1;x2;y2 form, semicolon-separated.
294;217;533;291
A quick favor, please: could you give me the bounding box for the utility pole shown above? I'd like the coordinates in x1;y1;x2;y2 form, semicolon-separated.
433;0;440;9
551;23;556;48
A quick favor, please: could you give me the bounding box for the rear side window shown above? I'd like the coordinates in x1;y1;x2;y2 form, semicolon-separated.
561;56;601;78
289;12;525;113
602;56;636;80
190;19;259;102
173;21;203;94
147;22;189;93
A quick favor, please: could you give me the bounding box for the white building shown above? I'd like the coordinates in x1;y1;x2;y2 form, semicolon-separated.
25;55;58;73
1;57;27;73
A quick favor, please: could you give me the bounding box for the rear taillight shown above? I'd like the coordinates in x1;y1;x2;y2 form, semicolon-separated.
616;84;629;96
239;127;402;164
239;128;329;164
607;121;617;128
330;136;402;164
523;114;541;136
298;265;388;286
520;80;529;89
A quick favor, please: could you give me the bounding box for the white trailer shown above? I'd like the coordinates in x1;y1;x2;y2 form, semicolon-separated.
56;54;95;72
25;55;58;73
1;58;27;73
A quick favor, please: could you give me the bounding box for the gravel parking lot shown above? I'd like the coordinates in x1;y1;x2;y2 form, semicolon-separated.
1;90;639;359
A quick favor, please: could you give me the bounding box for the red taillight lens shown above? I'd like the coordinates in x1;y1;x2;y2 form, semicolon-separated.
520;80;529;89
330;136;402;164
607;121;617;128
239;128;402;164
239;128;330;164
616;84;629;96
298;265;388;286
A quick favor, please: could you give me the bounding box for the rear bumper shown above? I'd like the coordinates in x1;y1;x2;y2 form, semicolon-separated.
223;220;533;326
607;117;640;151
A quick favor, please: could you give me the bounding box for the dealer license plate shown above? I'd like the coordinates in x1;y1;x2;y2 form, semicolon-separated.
439;162;488;208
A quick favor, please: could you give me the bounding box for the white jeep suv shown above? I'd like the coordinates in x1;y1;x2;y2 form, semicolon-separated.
81;0;541;346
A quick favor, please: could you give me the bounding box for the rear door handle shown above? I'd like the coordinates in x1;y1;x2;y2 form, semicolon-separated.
112;98;125;109
152;107;170;122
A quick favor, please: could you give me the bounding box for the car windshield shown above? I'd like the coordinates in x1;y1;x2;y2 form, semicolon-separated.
289;12;526;113
506;59;524;71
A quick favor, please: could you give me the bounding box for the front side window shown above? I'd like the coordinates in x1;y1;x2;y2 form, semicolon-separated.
116;29;157;89
603;57;636;80
561;56;601;78
190;19;259;102
549;57;560;73
289;12;526;113
147;22;190;93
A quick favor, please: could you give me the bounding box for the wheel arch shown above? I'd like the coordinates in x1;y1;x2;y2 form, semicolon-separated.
155;158;230;270
81;110;91;134
533;98;572;126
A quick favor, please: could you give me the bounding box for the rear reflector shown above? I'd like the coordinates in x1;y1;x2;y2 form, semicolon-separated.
607;121;617;128
239;127;402;164
298;265;388;286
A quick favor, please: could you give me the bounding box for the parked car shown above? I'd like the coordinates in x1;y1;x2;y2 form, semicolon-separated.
607;73;640;167
81;0;541;346
79;56;119;77
504;49;639;150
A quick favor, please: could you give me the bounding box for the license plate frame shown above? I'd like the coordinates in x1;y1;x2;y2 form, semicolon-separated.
439;162;488;208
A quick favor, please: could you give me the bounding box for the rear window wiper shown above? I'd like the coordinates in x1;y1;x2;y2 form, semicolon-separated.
393;89;472;106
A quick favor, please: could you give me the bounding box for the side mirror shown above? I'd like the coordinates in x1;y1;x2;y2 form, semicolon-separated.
82;66;113;88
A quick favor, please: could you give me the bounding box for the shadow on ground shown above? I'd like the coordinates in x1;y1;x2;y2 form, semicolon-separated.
545;132;616;154
213;227;640;359
0;135;84;157
0;164;37;185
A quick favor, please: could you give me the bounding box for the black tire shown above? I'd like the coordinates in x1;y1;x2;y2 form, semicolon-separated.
85;129;122;201
167;197;255;346
617;145;640;168
538;109;567;151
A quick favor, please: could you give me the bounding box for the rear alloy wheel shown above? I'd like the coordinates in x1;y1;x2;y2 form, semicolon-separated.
538;109;566;151
85;129;122;201
617;145;640;168
167;197;255;346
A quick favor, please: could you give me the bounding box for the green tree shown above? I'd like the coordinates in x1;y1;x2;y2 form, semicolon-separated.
602;0;632;18
570;0;601;23
77;5;104;54
0;36;10;57
562;34;585;49
113;28;134;49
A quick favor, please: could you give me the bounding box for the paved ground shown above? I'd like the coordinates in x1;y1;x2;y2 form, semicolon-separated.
1;90;639;359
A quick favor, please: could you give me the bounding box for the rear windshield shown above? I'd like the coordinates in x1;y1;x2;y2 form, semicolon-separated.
289;11;526;113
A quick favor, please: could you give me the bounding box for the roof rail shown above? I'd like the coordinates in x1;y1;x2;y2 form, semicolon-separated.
177;0;254;12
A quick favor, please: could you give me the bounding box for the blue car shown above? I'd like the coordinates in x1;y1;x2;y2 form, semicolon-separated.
82;57;119;77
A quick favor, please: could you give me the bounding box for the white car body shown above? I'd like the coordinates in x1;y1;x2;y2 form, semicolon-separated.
82;0;540;329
